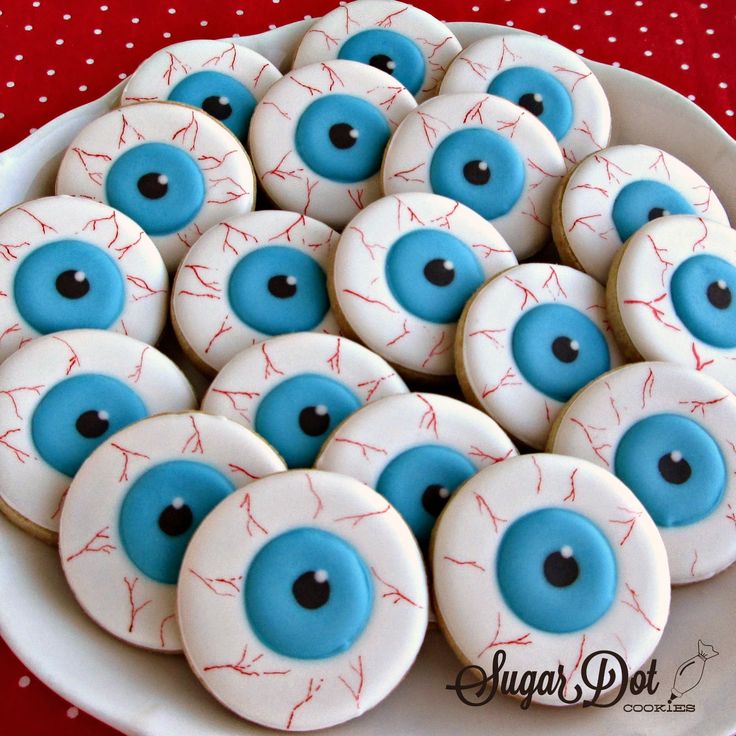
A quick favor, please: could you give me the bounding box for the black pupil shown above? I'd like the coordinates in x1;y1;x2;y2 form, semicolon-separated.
329;123;358;149
158;503;194;536
648;207;668;221
268;274;297;299
463;160;490;185
706;281;732;309
202;94;232;120
658;453;692;485
423;259;455;286
137;172;168;199
552;336;579;363
75;410;109;439
422;483;450;518
369;53;395;75
543;551;579;587
298;406;330;436
292;570;330;609
518;92;544;116
56;270;90;299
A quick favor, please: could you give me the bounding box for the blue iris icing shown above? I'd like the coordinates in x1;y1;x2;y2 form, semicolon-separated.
168;70;257;142
376;444;475;546
245;527;373;659
228;246;329;335
13;239;125;334
428;128;525;221
611;180;695;242
337;29;425;96
31;374;147;478
254;374;361;468
119;460;234;584
488;66;573;141
294;94;391;183
105;142;205;236
384;229;484;324
614;413;726;528
511;303;610;403
670;254;736;348
496;507;617;634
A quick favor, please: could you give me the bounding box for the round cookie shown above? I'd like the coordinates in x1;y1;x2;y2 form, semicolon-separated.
0;329;196;543
201;333;408;468
457;262;624;449
122;40;282;144
59;412;286;652
431;453;670;707
177;469;428;731
172;210;340;375
0;196;168;363
382;92;565;260
293;0;461;103
315;392;517;548
56;101;256;270
440;33;611;168
552;145;730;283
607;215;736;392
547;362;736;585
248;59;416;230
331;193;517;379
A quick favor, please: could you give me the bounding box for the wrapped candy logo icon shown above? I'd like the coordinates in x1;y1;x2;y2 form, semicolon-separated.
668;640;719;703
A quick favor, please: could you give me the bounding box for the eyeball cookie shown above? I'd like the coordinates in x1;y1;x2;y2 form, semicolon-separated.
440;34;611;169
382;93;565;260
431;453;670;707
315;393;516;548
457;263;624;449
59;412;286;652
331;193;517;379
0;330;196;542
248;59;416;230
607;216;736;392
552;145;729;283
56;101;256;270
178;469;428;731
548;362;736;585
172;211;339;374
122;40;282;144
201;333;408;468
0;196;168;363
292;0;461;102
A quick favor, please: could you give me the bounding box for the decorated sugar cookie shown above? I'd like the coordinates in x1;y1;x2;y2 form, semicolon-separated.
201;333;408;468
0;330;196;542
382;92;565;260
59;412;286;651
0;196;168;363
248;60;416;230
293;0;461;102
552;145;729;283
457;263;624;449
431;453;670;707
178;469;428;730
440;34;611;168
607;216;736;392
122;40;282;143
172;210;339;374
315;393;516;547
330;193;517;379
548;362;736;584
56;101;256;270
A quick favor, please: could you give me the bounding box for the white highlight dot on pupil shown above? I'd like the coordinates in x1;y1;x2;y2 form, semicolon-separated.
349;128;359;140
387;60;397;71
315;405;328;416
74;270;86;282
171;497;185;509
158;174;169;186
717;280;727;289
570;340;580;351
533;93;543;102
219;96;229;106
478;161;489;171
285;275;297;286
670;451;683;463
560;545;573;559
314;569;328;583
438;486;450;499
443;260;454;271
98;411;110;422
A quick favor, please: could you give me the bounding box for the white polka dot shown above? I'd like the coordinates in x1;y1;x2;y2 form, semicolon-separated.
604;9;613;16
24;25;32;31
706;29;715;35
14;54;23;61
612;61;621;68
506;20;514;26
268;23;276;30
273;0;280;3
131;17;140;23
726;110;734;117
125;42;134;48
644;50;653;57
79;85;88;91
232;33;240;38
6;81;15;88
47;69;55;76
39;96;47;103
688;94;696;100
168;7;176;13
472;5;480;11
67;707;79;719
0;113;4;120
86;58;94;65
236;9;244;15
32;1;40;7
200;20;208;26
118;73;127;79
569;0;577;4
56;38;64;45
304;15;312;20
575;48;584;55
700;3;708;8
63;14;71;20
573;24;581;31
719;82;728;89
101;4;109;10
634;0;643;5
163;32;171;38
93;28;102;35
681;63;689;70
712;52;721;59
670;11;678;18
29;128;37;134
538;7;547;13
608;36;616;43
18;675;30;687
675;39;685;46
639;26;648;32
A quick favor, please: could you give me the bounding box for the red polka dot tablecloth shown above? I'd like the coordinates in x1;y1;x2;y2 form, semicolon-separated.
0;1;733;733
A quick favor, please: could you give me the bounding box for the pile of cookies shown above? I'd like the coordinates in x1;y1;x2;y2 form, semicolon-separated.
0;1;734;730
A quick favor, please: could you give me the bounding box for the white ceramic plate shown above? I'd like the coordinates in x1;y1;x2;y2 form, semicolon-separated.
0;20;734;736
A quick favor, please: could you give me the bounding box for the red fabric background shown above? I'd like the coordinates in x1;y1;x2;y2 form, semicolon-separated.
0;1;733;733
